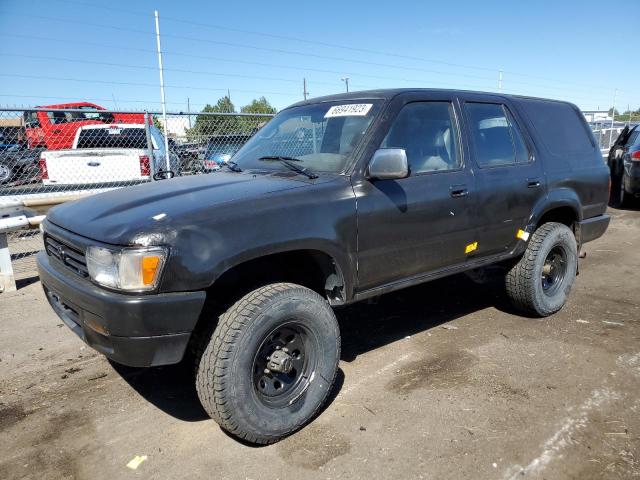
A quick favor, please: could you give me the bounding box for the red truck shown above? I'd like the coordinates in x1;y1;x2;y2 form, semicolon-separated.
23;102;146;150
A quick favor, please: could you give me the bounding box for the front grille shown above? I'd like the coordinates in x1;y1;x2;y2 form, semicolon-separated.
44;234;89;277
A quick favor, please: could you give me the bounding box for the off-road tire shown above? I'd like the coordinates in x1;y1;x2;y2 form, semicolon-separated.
505;222;577;317
195;283;340;445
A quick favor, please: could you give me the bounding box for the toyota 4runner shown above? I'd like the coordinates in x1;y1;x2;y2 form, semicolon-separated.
38;89;610;444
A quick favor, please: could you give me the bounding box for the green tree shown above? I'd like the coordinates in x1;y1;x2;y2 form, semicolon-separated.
152;115;164;135
186;96;239;141
240;97;277;115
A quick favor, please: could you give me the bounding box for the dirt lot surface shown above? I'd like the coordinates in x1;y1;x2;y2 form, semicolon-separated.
1;207;639;480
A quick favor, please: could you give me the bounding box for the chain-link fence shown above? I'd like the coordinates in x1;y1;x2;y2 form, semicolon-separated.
0;104;635;285
586;120;640;155
0;107;274;282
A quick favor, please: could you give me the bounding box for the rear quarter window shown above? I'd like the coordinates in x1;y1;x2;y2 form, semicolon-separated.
519;100;595;156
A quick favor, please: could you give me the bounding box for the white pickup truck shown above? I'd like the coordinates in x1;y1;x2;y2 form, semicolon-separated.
39;124;178;186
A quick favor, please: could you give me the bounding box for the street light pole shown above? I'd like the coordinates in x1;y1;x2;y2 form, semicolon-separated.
154;10;171;173
341;77;349;93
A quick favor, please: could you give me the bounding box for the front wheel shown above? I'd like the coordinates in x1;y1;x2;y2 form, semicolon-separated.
505;222;577;317
195;283;340;444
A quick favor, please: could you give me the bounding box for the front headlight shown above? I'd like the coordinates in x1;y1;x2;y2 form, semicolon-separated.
86;246;167;291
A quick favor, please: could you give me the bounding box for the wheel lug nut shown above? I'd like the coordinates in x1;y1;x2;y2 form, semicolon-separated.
264;368;271;374
282;347;289;353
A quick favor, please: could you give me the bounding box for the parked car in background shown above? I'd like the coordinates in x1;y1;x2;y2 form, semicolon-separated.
194;134;252;172
39;124;179;186
0;147;43;185
24;102;146;150
0;126;27;151
608;124;640;207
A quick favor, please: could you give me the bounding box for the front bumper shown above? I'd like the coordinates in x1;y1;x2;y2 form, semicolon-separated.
37;251;206;367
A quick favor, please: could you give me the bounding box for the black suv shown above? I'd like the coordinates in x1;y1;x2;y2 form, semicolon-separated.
37;89;610;444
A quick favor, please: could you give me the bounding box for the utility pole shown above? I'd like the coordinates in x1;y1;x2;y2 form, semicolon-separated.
609;88;618;148
154;10;171;173
187;97;191;129
498;70;503;93
303;78;309;100
341;77;349;93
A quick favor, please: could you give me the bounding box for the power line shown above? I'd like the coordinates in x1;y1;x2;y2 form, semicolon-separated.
0;32;617;100
44;0;622;91
0;52;346;87
0;73;307;96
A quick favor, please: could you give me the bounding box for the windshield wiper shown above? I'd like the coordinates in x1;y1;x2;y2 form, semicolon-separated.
258;156;318;179
223;160;242;172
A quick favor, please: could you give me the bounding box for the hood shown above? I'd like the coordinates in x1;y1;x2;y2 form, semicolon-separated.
47;172;328;245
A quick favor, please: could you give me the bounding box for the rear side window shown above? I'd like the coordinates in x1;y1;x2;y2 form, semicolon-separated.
628;129;640;147
519;100;595;155
465;103;530;167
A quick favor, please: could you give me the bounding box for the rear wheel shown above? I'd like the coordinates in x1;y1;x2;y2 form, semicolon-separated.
195;283;340;444
505;222;577;317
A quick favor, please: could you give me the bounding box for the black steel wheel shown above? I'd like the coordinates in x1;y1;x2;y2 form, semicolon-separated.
252;323;316;407
541;246;567;296
506;222;577;317
196;283;340;444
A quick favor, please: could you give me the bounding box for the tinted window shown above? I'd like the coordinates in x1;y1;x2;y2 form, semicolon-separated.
76;127;148;149
23;111;40;128
505;108;531;163
46;110;114;125
519;99;595;155
381;102;460;173
466;103;524;167
628;129;640;147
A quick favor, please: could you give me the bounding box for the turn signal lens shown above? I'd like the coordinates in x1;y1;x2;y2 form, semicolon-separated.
142;255;161;285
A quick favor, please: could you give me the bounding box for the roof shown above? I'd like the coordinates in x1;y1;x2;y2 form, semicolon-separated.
288;88;574;109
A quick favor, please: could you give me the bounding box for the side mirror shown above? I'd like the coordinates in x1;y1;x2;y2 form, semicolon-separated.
367;148;409;180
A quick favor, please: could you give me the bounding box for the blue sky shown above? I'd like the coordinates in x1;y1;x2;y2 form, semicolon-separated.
0;0;638;113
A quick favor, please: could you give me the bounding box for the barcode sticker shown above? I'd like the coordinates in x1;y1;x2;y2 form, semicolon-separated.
324;104;373;118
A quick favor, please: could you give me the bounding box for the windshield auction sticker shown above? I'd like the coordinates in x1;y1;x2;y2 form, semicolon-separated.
324;104;373;118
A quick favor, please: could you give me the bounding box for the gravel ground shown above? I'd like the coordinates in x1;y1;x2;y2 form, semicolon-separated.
1;207;639;480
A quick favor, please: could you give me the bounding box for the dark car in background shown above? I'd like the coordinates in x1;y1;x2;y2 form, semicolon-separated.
0;147;43;185
608;124;640;207
0;126;42;185
195;134;253;172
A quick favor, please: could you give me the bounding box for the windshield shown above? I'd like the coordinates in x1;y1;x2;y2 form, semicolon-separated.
231;100;381;173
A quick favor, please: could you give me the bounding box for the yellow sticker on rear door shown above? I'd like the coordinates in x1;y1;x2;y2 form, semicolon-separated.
465;242;478;254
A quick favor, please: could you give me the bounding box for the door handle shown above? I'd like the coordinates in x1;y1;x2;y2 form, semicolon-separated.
450;186;469;198
527;178;541;188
